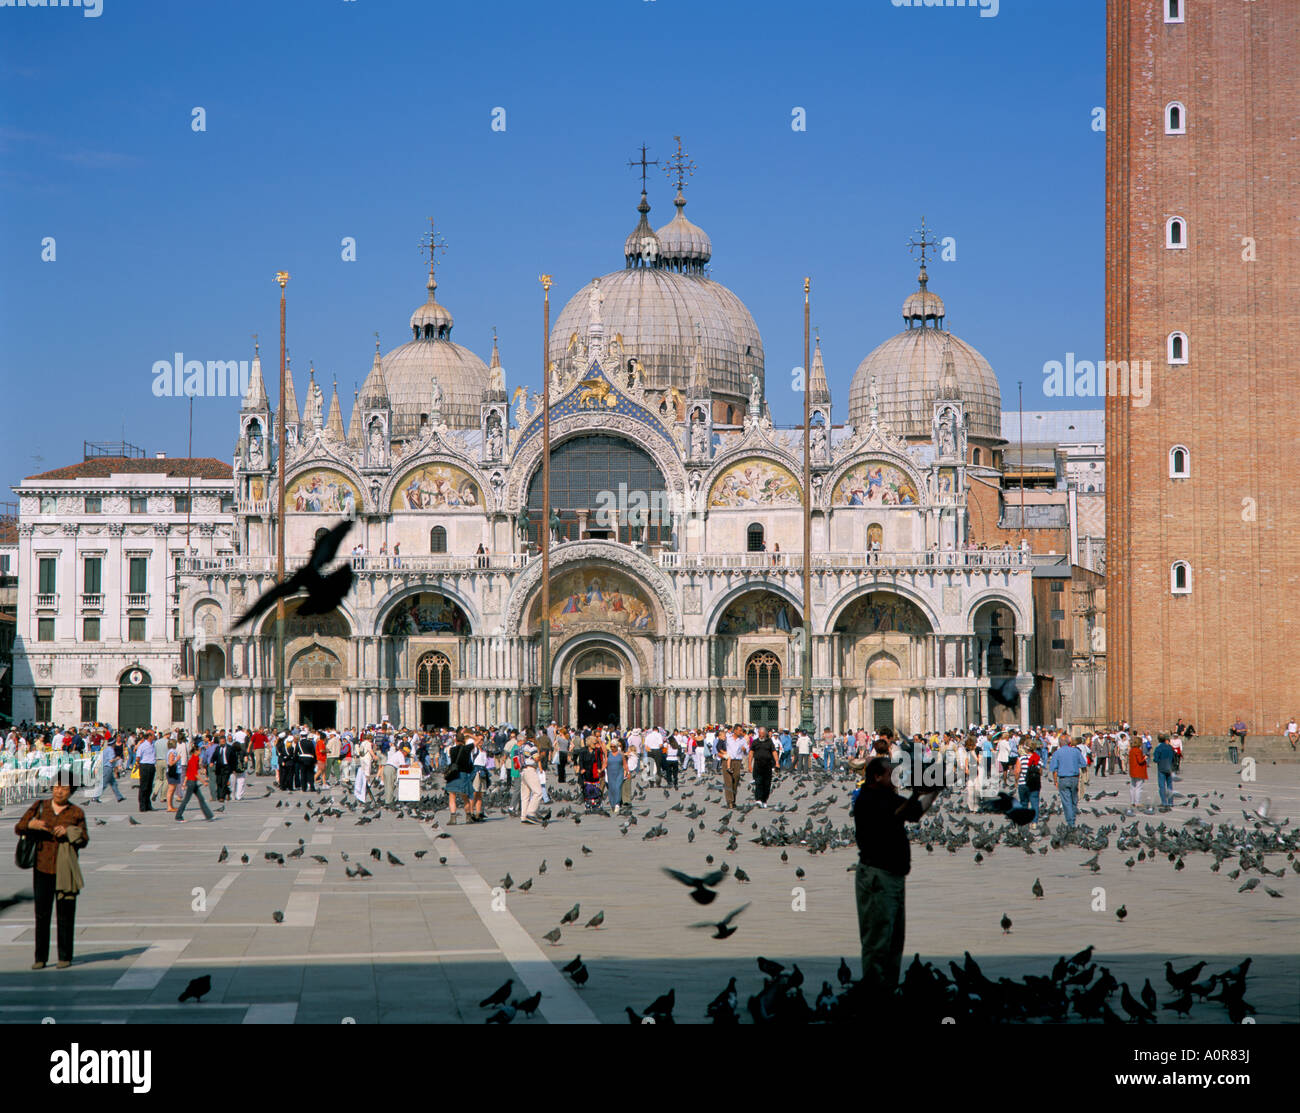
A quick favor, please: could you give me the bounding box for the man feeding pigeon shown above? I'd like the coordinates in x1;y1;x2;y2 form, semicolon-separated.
852;756;941;1004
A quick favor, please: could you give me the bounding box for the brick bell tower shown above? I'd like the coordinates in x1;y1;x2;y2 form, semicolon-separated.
1106;0;1300;733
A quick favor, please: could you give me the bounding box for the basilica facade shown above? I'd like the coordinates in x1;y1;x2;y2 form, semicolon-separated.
172;186;1035;737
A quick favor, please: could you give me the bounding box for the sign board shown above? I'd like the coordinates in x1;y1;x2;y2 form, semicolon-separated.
397;765;421;802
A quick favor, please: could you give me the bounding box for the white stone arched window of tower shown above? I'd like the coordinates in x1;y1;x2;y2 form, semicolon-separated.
1167;331;1189;364
1166;217;1187;249
746;523;765;553
429;525;447;553
1169;445;1190;479
1170;560;1191;594
1165;101;1186;134
1165;0;1184;24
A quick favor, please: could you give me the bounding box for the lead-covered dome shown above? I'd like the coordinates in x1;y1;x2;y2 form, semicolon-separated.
549;191;762;412
847;267;1001;441
382;274;489;436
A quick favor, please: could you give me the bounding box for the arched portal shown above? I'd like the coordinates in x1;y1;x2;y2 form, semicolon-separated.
745;650;782;731
556;638;637;730
196;645;226;731
416;650;453;728
834;591;933;734
118;667;152;733
525;434;669;546
972;598;1019;725
290;643;341;729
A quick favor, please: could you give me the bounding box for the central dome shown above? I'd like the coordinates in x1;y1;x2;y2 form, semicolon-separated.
847;267;1001;441
381;273;489;436
549;191;762;416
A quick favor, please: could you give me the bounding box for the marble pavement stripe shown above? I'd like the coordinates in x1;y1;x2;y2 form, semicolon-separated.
308;832;333;845
176;948;499;966
242;1002;298;1024
0;924;27;945
132;843;162;853
424;829;598;1025
112;936;191;990
282;890;319;927
201;871;241;914
294;866;327;886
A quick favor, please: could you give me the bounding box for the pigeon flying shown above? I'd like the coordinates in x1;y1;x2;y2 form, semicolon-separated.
232;519;354;629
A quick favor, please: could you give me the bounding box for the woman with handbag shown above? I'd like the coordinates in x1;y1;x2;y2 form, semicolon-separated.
164;739;182;812
15;776;88;969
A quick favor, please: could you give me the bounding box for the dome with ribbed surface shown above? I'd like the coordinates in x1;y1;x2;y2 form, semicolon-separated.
847;271;1001;441
655;190;711;270
381;274;488;435
549;191;761;410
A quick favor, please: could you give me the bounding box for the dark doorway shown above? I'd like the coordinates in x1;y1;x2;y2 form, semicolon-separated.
421;699;450;729
576;678;619;727
298;699;336;730
118;681;151;732
749;699;778;732
872;698;895;732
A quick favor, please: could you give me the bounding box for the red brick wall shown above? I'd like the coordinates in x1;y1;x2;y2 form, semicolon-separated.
1107;0;1300;732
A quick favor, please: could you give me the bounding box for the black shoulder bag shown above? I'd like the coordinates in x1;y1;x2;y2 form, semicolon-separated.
15;803;42;869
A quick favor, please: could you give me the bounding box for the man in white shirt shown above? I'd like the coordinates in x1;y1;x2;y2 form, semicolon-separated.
643;726;664;787
795;730;812;773
383;741;405;806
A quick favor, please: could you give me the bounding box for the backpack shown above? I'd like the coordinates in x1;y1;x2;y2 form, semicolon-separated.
1024;761;1041;792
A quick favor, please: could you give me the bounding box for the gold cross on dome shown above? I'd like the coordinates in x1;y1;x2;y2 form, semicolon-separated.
664;134;696;194
908;216;940;268
418;217;448;280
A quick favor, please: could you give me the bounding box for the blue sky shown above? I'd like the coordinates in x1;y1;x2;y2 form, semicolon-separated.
0;0;1103;493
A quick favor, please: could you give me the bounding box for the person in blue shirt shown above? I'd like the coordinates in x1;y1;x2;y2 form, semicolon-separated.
1151;734;1177;808
1047;736;1088;828
779;731;793;769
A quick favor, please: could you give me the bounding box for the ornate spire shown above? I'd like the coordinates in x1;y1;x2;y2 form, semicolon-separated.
690;325;711;399
347;388;362;446
242;336;268;412
484;328;507;401
281;350;301;426
938;332;962;400
808;336;831;406
358;334;390;409
624;190;660;268
411;219;454;339
325;377;346;441
656;136;709;272
302;363;323;429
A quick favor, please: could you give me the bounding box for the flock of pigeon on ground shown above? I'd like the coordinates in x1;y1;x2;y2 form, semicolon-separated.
16;751;1281;1023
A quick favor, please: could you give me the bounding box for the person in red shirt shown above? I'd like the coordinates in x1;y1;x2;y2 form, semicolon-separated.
175;746;215;822
250;728;269;776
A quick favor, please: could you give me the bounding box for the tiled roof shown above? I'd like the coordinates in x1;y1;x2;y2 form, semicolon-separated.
23;457;233;482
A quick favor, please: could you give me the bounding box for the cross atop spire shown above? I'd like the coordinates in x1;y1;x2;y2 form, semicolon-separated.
418;217;448;286
907;216;940;270
627;144;660;192
252;332;259;355
664;134;696;195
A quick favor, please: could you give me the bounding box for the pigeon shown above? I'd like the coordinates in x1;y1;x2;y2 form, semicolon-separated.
1165;960;1206;992
794;867;806;880
286;846;305;859
177;974;211;1003
734;867;750;884
581;846;592;856
662;868;725;905
1163;991;1194;1017
837;957;852;986
310;855;329;865
500;873;514;891
1140;978;1157;1012
543;927;562;946
370;848;382;861
644;988;675;1017
561;955;583;975
479;979;514;1008
1068;946;1094;968
1116;905;1128;921
519;878;533;893
584;911;605;929
1032;878;1044;900
414;851;427;859
564;858;573;870
538;859;547;875
690;903;751;940
386;851;404;866
560;904;581;925
516;990;542;1018
757;957;785;978
1000;913;1013;935
569;963;589;987
1120;983;1154;1023
240;854;249;864
1265;886;1284;898
1238;878;1259;893
232;518;354;628
272;910;284;923
706;977;738;1022
217;846;228;863
128;816;140;826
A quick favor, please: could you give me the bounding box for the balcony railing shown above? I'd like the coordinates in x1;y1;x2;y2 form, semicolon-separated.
80;593;104;610
178;553;531;576
35;593;58;610
237;499;272;515
126;593;150;609
658;550;1033;572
